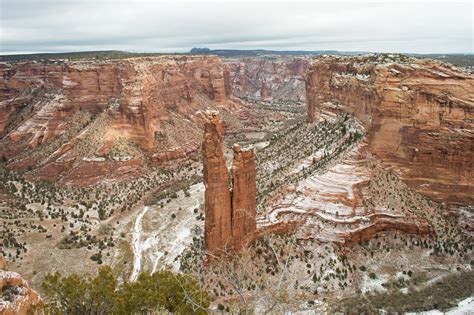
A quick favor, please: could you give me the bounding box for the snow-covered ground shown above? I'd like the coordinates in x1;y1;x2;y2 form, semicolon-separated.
82;156;106;162
130;206;150;281
360;273;387;293
405;297;474;315
259;153;370;234
129;183;205;278
254;141;270;150
295;161;368;217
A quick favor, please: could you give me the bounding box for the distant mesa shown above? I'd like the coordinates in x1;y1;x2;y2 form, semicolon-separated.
190;47;212;54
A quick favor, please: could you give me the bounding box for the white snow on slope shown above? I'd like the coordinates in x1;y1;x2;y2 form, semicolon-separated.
130;206;150;281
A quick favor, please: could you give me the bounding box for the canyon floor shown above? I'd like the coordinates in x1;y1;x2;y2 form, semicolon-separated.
1;54;473;313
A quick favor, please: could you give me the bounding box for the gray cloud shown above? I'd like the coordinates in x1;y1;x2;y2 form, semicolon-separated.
0;1;472;54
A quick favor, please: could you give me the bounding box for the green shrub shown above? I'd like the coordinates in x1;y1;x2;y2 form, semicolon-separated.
41;266;210;314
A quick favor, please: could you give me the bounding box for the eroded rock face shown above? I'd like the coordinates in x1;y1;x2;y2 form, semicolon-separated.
0;270;42;315
202;111;233;253
0;56;233;185
337;216;432;246
1;56;226;149
202;112;257;255
225;58;308;101
306;55;474;205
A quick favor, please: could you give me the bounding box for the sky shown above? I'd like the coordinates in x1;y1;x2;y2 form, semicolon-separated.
0;0;472;55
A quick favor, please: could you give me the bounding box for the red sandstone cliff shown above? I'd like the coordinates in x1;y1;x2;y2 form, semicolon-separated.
306;55;473;205
202;111;257;255
0;56;239;185
1;56;226;149
336;217;432;246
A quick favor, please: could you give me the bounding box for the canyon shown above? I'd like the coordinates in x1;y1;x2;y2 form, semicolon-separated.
224;57;308;102
0;52;473;313
306;54;473;206
0;56;247;186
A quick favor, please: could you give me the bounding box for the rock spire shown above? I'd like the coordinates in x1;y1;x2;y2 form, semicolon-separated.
202;111;257;255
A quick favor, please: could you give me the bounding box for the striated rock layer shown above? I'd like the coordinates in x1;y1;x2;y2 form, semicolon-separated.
0;56;240;185
0;56;226;146
202;111;257;255
336;217;432;246
306;55;474;205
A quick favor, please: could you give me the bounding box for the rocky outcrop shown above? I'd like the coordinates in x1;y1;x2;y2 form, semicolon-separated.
231;144;257;250
0;270;42;315
202;111;257;255
203;111;233;253
260;81;269;99
306;55;474;205
336;217;432;246
225;58;308;101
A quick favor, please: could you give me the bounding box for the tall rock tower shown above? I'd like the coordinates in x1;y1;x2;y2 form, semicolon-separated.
231;144;257;250
202;111;233;254
202;111;257;255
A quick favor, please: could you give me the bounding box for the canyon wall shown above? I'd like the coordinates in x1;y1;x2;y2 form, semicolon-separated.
202;111;257;255
225;57;308;102
306;55;474;205
1;56;226;149
0;56;236;184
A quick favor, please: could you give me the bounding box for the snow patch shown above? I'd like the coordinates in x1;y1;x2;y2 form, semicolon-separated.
130;206;150;281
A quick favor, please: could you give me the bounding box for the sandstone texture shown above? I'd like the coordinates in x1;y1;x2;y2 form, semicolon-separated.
225;57;308;101
0;56;241;185
202;111;257;254
0;270;42;315
231;144;257;250
306;55;474;205
336;216;432;246
202;111;233;253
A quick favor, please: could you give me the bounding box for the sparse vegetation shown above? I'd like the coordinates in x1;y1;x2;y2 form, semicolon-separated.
40;266;210;314
334;270;474;313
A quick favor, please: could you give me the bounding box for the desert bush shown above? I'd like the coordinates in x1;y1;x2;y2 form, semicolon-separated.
41;266;209;314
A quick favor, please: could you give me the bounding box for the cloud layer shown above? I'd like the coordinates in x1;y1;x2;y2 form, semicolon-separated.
1;0;472;54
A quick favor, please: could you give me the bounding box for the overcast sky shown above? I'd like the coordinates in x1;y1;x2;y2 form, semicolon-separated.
0;0;472;55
